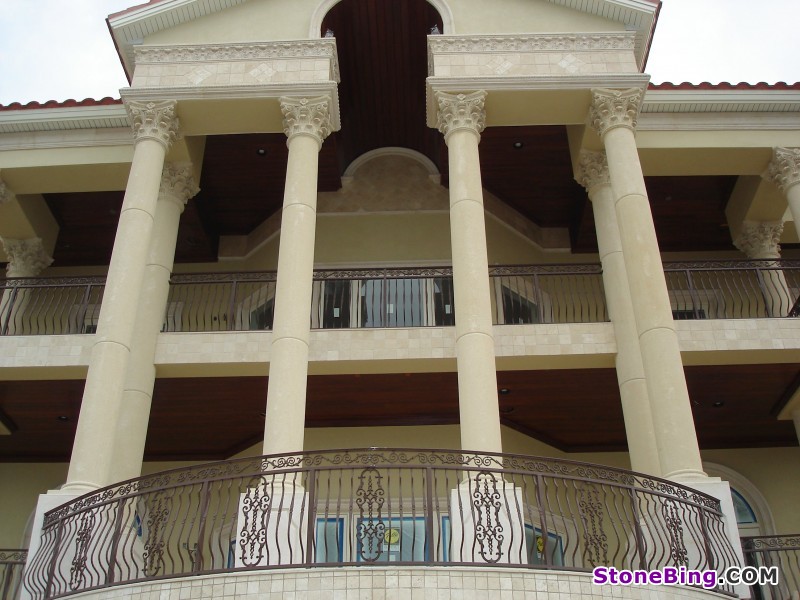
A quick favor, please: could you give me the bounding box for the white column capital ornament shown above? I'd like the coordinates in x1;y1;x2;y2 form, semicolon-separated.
734;220;784;259
435;90;487;141
765;147;800;194
159;163;199;212
126;100;180;149
0;175;15;207
1;237;54;277
575;150;610;192
589;88;644;137
280;96;333;147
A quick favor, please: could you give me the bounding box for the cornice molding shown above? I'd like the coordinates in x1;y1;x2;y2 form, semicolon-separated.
428;32;636;54
642;89;800;114
0;104;130;135
637;112;800;132
134;39;340;83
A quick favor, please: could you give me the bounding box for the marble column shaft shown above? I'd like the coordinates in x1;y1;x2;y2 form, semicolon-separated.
577;151;660;476
112;163;198;482
590;88;704;480
436;91;502;455
262;96;331;456
65;100;179;491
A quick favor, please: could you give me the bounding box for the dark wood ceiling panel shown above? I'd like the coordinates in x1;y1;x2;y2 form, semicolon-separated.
573;175;738;253
322;0;443;172
1;363;795;462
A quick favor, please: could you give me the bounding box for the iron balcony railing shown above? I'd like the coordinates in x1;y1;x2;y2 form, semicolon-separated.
0;550;27;600
741;534;800;600
24;449;739;599
2;260;800;336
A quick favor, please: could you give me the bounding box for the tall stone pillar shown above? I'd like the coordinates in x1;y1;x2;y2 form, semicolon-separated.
766;147;800;238
64;100;179;492
734;221;790;317
435;91;502;455
0;237;53;335
262;96;331;456
112;163;199;482
589;88;704;480
576;151;660;476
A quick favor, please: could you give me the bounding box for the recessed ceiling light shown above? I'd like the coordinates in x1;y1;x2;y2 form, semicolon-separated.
712;401;725;408
256;148;267;156
56;415;70;422
499;388;511;395
512;142;524;149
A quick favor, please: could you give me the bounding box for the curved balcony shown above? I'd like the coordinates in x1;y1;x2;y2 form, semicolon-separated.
23;450;739;599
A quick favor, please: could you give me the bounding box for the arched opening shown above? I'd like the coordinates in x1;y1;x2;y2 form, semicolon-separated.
320;0;444;176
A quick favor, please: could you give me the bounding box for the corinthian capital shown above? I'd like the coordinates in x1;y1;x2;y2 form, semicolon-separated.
589;88;643;137
734;220;783;259
126;100;180;149
280;96;332;147
765;147;800;194
435;91;487;141
575;150;610;192
159;163;200;212
1;237;54;278
0;175;15;207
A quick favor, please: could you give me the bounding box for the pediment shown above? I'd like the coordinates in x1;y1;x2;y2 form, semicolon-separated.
109;0;658;77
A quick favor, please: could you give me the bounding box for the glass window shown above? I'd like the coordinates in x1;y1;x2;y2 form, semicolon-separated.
249;299;274;330
323;280;351;328
356;516;427;562
502;287;540;324
731;489;757;525
315;517;345;563
525;524;564;566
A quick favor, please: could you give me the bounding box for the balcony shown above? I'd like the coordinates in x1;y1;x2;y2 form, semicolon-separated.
2;261;799;337
0;550;26;600
23;450;740;599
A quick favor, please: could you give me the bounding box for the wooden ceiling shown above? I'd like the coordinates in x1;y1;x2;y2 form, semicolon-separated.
39;0;741;267
1;364;796;462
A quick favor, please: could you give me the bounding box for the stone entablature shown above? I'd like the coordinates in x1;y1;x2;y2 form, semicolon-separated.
427;33;638;79
131;39;340;89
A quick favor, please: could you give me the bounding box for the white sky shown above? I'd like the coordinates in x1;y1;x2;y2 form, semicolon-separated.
0;0;798;105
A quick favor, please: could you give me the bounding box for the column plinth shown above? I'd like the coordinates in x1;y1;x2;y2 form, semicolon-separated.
577;151;659;476
590;88;704;480
64;100;179;492
262;96;331;456
436;91;502;455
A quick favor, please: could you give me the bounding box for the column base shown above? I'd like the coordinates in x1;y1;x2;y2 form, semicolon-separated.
448;476;525;564
670;475;751;600
235;480;309;567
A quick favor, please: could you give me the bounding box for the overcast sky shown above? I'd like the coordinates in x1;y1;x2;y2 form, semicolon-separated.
0;0;798;106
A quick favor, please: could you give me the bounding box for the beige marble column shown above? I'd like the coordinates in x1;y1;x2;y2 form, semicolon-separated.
111;163;198;482
435;91;502;455
590;88;704;480
734;220;790;317
64;101;179;492
576;151;660;476
767;147;800;238
0;237;53;336
262;97;331;456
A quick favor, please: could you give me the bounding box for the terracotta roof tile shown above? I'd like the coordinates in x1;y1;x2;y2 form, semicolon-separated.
0;97;123;111
649;81;800;90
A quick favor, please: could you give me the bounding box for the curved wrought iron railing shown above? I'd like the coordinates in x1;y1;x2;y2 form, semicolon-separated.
0;550;26;600
741;534;800;599
24;450;739;598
